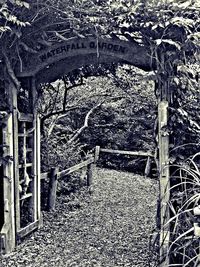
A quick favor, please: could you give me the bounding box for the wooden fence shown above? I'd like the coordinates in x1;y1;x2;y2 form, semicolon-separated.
41;146;154;211
41;156;96;210
98;147;154;178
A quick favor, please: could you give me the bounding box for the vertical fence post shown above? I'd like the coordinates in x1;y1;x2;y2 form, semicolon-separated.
94;146;100;163
86;163;93;187
144;156;151;178
47;167;58;211
158;100;170;266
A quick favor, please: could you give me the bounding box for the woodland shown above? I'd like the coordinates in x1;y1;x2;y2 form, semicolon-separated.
0;0;200;266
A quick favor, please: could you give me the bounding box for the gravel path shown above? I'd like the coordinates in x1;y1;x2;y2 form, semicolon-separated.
0;168;158;267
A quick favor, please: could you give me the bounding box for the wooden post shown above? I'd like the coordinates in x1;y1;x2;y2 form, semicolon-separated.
47;167;58;211
31;77;42;224
158;101;170;266
11;83;21;236
36;115;42;227
86;163;93;187
144;156;151;178
0;114;15;254
94;146;100;163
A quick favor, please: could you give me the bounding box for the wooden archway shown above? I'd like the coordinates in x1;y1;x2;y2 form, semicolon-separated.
1;36;169;263
16;36;155;83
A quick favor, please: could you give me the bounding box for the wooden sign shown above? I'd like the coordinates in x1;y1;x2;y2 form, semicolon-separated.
16;36;154;82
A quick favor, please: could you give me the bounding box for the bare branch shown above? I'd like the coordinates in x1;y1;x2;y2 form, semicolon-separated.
2;50;21;90
41;105;80;132
19;42;38;54
67;102;102;145
62;77;84;111
67;96;124;145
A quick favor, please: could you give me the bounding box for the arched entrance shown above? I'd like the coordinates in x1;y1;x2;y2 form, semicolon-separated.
1;36;169;264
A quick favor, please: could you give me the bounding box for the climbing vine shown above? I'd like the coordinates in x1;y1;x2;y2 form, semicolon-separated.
0;0;200;265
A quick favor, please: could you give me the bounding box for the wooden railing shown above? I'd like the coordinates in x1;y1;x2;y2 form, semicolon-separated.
41;146;154;211
41;155;96;211
96;146;154;178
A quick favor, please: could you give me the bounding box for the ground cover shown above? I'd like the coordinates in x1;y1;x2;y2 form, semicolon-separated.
0;168;158;267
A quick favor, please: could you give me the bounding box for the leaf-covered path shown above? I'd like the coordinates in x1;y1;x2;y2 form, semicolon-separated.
0;168;158;267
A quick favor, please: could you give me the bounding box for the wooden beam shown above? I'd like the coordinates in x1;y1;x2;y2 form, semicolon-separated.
16;36;155;79
58;157;94;179
1;114;15;253
36;115;42;226
16;220;39;239
100;148;153;157
158;101;170;266
18;113;33;122
12;90;21;234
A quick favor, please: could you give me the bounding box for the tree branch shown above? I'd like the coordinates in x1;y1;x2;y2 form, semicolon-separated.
67;102;102;145
19;41;38;54
2;50;21;90
67;96;124;145
41;105;80;132
62;77;84;111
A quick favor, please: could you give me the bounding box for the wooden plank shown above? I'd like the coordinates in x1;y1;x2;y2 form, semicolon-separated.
1;114;15;253
33;122;37;221
31;76;38;223
21;122;27;181
13;109;21;233
16;220;39;239
19;163;32;168
47;168;58;211
36;115;42;226
18;113;33;122
158;101;170;267
15;36;155;79
18;133;33;137
58;157;94;179
100;148;153;157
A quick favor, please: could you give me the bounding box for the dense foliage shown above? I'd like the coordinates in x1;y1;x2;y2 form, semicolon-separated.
39;65;156;172
0;0;200;265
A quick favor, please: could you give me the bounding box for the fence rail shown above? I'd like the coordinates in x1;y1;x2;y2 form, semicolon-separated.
97;146;154;178
99;148;153;157
42;156;95;211
58;157;95;179
41;146;154;211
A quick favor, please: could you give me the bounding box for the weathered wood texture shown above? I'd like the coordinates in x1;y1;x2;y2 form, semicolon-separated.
0;114;15;254
86;163;93;187
47;167;58;211
36;115;42;226
43;157;95;211
16;36;155;83
94;146;100;163
100;148;153;157
13;103;21;234
144;156;152;178
57;157;95;179
16;220;40;240
158;101;170;267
